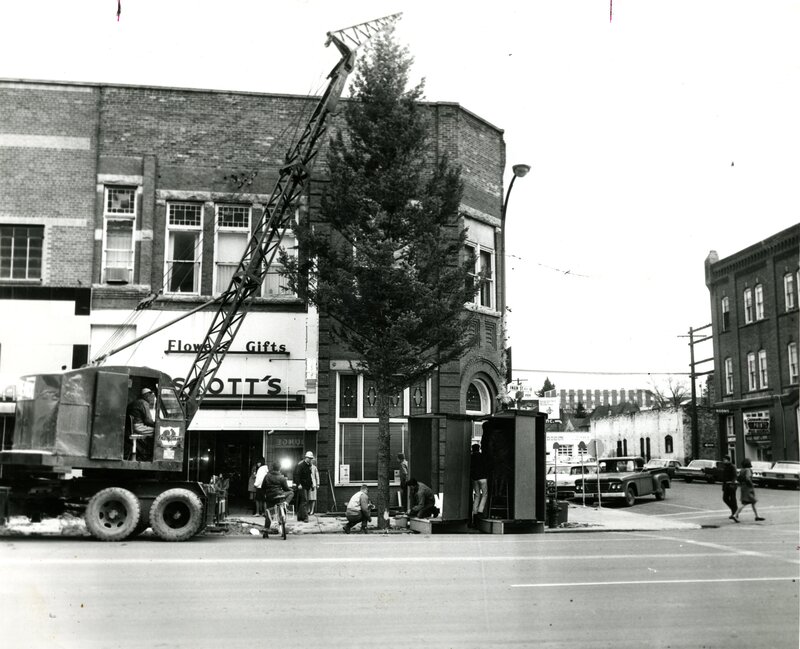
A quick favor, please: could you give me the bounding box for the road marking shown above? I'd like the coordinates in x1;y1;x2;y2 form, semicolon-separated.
634;532;800;565
510;576;798;588
0;552;744;566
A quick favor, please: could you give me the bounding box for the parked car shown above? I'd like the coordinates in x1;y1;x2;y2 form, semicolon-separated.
675;459;721;483
749;461;774;487
760;461;800;489
573;456;670;507
643;458;683;478
546;462;598;499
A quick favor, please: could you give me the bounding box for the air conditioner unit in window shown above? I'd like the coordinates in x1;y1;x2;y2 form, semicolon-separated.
105;267;131;284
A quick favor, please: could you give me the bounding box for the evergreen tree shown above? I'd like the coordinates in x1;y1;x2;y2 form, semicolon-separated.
282;28;478;526
536;377;556;397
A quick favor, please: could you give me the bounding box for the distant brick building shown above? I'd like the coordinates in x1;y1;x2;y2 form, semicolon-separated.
705;224;799;463
0;79;508;510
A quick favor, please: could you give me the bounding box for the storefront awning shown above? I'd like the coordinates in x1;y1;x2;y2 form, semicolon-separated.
189;407;319;432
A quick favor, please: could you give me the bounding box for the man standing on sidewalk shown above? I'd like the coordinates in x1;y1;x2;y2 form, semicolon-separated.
720;455;739;521
293;451;314;522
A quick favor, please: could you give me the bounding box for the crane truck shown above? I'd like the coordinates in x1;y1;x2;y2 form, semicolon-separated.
0;14;399;542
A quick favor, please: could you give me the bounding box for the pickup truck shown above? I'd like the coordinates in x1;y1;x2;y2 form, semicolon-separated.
573;456;671;507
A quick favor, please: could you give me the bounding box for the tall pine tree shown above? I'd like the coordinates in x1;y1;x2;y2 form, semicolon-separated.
282;28;478;525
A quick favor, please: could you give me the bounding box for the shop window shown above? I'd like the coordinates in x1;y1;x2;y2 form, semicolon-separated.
339;422;408;483
746;352;757;391
645;437;651;461
754;284;765;320
743;288;753;324
757;349;768;388
0;224;43;280
664;435;673;454
335;373;429;484
165;202;203;294
788;342;798;384
720;296;730;331
724;357;733;394
102;186;136;284
214;204;250;295
639;437;645;458
784;273;797;311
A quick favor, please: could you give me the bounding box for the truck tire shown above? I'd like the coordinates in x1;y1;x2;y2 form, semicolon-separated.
684;477;693;484
84;487;141;542
149;488;203;541
624;486;636;507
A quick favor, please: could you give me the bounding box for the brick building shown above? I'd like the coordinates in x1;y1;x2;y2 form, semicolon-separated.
0;79;508;511
704;224;799;463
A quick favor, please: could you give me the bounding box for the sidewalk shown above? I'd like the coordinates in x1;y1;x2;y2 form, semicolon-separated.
229;501;701;536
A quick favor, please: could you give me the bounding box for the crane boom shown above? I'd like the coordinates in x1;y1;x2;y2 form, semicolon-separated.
178;13;401;423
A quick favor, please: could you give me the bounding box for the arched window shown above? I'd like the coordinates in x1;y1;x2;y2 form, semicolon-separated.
665;435;674;454
466;380;491;415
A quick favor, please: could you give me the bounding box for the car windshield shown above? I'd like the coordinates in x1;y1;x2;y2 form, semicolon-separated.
688;461;711;468
645;460;666;467
772;462;799;471
547;466;571;475
570;466;596;475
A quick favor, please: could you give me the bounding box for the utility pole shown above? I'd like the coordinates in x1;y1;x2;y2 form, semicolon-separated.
681;324;714;459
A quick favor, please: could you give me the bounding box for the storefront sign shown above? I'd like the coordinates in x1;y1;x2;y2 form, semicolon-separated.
165;339;289;354
91;310;309;401
340;465;350;484
745;432;772;443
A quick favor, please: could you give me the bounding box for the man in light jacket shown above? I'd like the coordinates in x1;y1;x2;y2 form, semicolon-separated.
343;484;371;533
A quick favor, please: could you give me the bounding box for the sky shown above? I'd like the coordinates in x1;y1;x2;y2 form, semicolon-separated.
1;0;798;395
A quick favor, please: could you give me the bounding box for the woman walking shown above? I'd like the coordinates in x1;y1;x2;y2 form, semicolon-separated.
733;458;765;522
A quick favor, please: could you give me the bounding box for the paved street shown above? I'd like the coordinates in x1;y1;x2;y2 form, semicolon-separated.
1;484;797;649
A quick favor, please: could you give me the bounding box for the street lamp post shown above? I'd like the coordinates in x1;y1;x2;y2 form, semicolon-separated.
499;163;530;387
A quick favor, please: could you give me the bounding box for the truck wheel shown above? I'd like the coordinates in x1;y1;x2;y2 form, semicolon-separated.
624;486;636;507
684;478;693;484
149;488;203;541
85;487;141;542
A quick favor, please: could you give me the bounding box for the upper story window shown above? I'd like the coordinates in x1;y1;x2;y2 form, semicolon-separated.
724;357;733;394
784;273;797;311
165;202;203;294
720;296;730;331
746;352;757;391
743;288;754;324
788;342;798;384
214;204;250;295
464;220;496;311
262;230;297;299
0;225;43;281
757;349;768;388
102;186;136;284
754;284;765;320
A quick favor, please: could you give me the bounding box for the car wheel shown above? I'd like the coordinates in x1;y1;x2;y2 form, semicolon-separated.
706;477;716;484
84;487;141;542
654;482;668;501
624;486;636;507
684;477;693;483
149;488;204;542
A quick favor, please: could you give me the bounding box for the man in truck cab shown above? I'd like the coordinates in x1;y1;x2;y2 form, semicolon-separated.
126;387;156;461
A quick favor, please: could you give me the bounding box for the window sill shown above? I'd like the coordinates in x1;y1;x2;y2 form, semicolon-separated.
465;303;500;317
0;278;42;284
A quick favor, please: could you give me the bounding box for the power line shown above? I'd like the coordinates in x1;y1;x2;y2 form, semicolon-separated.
513;368;691;376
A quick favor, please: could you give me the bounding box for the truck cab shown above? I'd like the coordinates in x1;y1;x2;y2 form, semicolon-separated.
2;365;185;473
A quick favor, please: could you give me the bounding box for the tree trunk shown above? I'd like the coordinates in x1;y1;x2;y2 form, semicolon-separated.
376;390;391;530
